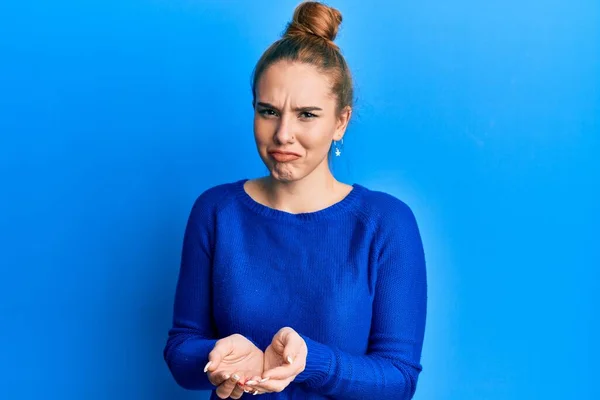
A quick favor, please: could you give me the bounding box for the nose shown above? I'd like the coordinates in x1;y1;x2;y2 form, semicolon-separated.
273;114;295;144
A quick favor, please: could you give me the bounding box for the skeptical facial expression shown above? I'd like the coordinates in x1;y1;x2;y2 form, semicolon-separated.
253;61;350;182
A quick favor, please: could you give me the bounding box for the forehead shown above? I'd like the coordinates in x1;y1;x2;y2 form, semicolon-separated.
256;61;334;105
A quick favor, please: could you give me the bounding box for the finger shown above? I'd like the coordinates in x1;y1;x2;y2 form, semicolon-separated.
261;364;298;381
214;372;242;399
207;370;231;387
276;326;295;339
229;382;245;399
236;375;261;395
243;375;264;386
283;353;295;365
207;371;230;387
206;339;233;373
247;376;294;394
280;331;305;366
241;387;255;395
246;388;263;396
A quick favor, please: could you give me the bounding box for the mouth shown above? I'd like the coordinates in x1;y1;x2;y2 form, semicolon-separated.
268;150;301;162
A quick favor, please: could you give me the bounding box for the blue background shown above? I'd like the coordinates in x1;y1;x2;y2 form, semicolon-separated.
1;0;598;398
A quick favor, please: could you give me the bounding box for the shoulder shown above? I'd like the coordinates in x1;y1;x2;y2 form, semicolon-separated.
355;185;425;258
187;179;244;220
355;184;418;225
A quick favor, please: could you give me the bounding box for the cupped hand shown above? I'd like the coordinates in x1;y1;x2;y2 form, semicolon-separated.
204;334;264;399
244;327;307;395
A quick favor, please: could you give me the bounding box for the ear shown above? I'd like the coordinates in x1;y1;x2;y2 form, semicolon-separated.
333;106;352;141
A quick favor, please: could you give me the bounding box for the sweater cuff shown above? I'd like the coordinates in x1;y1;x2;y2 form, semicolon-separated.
294;334;335;386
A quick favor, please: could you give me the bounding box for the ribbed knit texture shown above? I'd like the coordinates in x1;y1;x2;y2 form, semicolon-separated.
163;178;427;399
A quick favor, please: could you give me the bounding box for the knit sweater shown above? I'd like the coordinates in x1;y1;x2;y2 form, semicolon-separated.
163;178;427;399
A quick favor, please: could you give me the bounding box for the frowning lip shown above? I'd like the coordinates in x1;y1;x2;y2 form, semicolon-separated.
268;150;302;163
268;150;302;156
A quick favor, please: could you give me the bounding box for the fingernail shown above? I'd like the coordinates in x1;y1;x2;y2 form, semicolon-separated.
244;389;250;393
287;356;294;364
224;374;231;380
260;377;270;383
253;390;259;395
203;361;212;373
232;374;240;381
246;380;257;385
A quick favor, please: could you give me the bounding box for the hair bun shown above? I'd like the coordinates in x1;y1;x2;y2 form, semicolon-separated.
285;1;342;43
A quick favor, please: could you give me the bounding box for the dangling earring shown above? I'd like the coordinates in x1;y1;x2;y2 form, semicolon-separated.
334;138;343;157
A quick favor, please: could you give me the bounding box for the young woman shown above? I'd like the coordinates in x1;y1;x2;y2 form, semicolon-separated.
164;2;427;399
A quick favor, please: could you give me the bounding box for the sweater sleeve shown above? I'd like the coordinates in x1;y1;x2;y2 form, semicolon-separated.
294;200;427;399
163;194;219;390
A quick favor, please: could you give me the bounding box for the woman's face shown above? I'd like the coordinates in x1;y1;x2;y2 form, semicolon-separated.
253;61;350;182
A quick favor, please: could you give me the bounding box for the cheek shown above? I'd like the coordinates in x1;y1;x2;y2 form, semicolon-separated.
253;118;270;146
302;122;335;151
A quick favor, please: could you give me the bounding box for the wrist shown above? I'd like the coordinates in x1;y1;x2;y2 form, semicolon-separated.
294;334;334;386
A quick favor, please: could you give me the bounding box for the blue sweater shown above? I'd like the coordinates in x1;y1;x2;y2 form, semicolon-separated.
163;178;427;399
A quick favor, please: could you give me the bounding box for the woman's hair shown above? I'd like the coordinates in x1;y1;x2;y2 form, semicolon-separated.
251;1;353;115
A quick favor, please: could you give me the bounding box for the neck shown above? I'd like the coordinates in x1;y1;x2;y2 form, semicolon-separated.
261;161;345;214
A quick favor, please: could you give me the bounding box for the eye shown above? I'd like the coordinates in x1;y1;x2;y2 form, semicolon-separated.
258;108;278;118
300;111;317;119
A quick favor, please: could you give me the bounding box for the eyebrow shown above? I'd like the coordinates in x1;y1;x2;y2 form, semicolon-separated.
256;102;323;112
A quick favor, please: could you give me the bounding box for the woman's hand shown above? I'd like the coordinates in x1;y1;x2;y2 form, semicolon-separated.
245;327;307;395
203;334;264;399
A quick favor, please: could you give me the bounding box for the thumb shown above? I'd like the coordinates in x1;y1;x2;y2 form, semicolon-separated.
269;329;287;354
204;339;233;373
275;327;302;364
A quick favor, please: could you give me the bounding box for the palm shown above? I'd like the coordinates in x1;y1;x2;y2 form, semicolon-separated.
224;348;262;374
263;342;285;372
217;335;264;378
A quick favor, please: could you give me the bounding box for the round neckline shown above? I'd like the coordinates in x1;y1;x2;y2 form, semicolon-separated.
234;178;364;222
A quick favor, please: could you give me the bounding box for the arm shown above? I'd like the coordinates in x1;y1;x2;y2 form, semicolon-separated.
294;200;427;399
163;194;218;390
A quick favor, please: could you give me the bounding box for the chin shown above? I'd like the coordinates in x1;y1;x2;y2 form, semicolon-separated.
266;161;302;182
269;169;296;182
